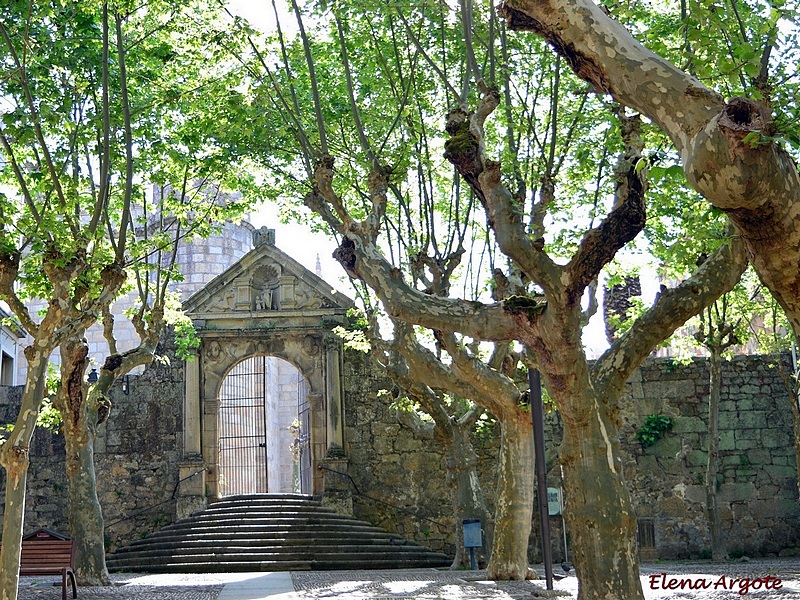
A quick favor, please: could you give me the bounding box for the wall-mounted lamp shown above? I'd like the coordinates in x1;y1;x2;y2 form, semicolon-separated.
121;374;130;395
87;368;99;384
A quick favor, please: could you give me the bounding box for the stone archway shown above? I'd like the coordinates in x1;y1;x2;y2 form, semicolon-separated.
217;355;312;496
177;227;353;518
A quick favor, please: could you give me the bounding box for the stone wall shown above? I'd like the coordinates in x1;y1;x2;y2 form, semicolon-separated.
341;351;800;561
342;351;455;555
618;354;800;559
1;348;798;562
0;336;184;550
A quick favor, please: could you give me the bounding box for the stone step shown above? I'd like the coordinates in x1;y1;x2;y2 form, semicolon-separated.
109;546;444;563
140;522;388;540
108;494;451;572
108;556;451;573
204;494;320;508
211;493;315;503
171;514;377;527
114;534;419;553
108;560;314;573
196;504;337;515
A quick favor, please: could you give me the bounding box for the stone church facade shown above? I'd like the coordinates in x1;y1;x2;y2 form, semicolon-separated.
0;222;798;563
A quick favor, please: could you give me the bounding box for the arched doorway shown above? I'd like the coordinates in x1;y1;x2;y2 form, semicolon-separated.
178;229;354;516
217;355;312;496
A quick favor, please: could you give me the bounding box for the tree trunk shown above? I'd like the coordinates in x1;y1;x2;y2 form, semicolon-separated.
62;412;110;584
558;386;643;600
487;408;535;580
706;348;727;561
56;339;111;585
442;421;494;569
0;350;49;600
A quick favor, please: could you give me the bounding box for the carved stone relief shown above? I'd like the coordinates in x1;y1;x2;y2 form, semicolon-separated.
294;286;324;310
252;264;281;311
207;290;235;312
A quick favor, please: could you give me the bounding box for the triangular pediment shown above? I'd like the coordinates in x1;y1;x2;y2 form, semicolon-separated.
184;233;353;321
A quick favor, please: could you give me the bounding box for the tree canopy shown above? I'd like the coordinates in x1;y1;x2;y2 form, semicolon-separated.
0;1;263;596
221;0;800;596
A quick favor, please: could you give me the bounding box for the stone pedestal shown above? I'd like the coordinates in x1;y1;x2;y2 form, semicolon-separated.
320;456;353;516
175;458;208;520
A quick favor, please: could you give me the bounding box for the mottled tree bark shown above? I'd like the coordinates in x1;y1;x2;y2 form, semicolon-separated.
499;0;800;337
0;351;49;600
487;408;535;580
55;338;111;586
559;389;640;599
305;90;747;595
57;310;162;586
394;404;494;569
439;418;494;569
528;302;644;599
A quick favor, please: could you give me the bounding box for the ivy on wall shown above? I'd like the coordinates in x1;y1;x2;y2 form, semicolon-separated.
636;414;674;448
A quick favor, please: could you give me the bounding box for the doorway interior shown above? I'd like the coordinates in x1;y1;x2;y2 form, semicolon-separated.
217;355;311;496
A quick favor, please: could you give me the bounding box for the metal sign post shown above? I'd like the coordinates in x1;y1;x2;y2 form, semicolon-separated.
529;368;553;590
462;519;483;570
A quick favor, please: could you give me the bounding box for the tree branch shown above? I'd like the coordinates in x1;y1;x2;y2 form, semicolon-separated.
592;230;748;399
564;112;647;305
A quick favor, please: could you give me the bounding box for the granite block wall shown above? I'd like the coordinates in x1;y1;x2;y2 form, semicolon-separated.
1;348;798;562
619;355;800;559
0;337;184;551
343;351;800;561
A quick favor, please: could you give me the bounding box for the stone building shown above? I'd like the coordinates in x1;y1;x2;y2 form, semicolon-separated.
0;224;798;563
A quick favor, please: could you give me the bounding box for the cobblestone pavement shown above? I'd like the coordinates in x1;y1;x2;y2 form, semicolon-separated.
289;560;800;599
291;569;567;599
16;558;800;599
638;559;800;599
18;573;227;600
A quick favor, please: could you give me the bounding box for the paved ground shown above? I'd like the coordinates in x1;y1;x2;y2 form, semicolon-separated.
16;558;800;599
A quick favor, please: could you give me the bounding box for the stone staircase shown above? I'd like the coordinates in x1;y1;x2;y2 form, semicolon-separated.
107;494;451;572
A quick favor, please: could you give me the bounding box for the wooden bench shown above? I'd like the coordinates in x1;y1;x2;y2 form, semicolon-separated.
19;539;78;600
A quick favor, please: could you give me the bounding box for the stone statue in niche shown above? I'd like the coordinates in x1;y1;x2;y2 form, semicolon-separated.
252;264;281;311
255;287;273;311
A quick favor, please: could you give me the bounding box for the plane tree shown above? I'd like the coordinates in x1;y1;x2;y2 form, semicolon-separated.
497;0;800;335
0;1;257;595
231;0;750;595
367;317;496;570
496;0;800;482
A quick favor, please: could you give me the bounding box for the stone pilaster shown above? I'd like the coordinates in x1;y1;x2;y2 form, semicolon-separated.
183;350;201;457
324;336;345;455
177;349;207;519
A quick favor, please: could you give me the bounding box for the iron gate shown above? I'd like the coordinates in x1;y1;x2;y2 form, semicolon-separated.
217;355;312;496
218;356;269;496
297;381;311;493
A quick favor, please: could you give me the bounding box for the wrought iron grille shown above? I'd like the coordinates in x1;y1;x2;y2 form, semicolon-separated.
637;518;656;549
217;355;312;496
297;379;311;493
218;356;270;496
